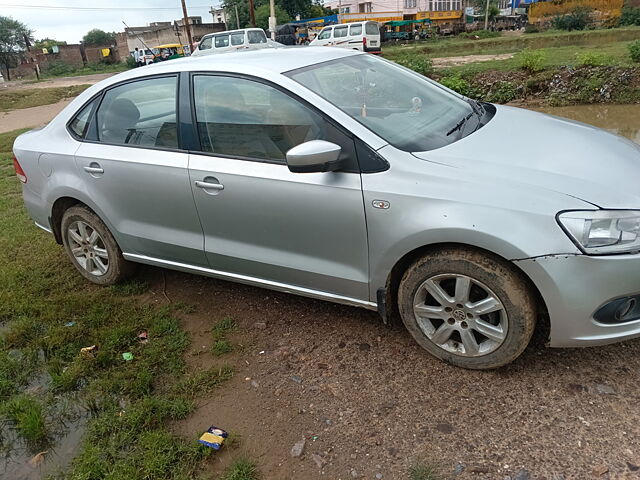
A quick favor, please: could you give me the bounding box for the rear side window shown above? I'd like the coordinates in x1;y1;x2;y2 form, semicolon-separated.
365;22;379;35
199;36;212;50
69;98;97;139
318;28;331;40
215;35;230;48
334;26;348;38
96;76;178;148
350;24;362;35
248;30;267;44
231;32;244;46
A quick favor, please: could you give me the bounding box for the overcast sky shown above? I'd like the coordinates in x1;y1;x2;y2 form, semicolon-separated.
1;0;222;44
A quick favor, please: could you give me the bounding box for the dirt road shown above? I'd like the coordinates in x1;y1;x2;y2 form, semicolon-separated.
135;267;640;480
0;99;72;133
1;72;115;91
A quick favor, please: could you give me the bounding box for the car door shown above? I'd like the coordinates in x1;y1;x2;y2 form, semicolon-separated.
332;25;349;48
187;74;370;301
315;27;333;46
74;74;207;266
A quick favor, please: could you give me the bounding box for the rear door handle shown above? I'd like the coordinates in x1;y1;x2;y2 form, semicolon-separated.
194;181;224;191
83;162;104;175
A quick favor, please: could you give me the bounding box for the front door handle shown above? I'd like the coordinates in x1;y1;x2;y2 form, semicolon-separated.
194;181;224;191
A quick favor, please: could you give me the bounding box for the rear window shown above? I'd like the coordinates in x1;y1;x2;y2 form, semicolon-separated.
350;24;362;35
199;36;212;50
69;98;97;139
215;35;230;48
334;26;348;38
365;22;379;35
231;32;244;46
248;30;267;44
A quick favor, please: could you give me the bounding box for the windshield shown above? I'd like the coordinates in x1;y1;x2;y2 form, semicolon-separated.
286;55;476;152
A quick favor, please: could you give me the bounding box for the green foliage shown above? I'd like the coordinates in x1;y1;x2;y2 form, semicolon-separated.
0;84;90;112
518;48;545;72
620;6;640;26
3;395;48;444
211;317;237;356
487;81;517;103
629;40;640;63
439;75;477;98
221;457;260;480
82;28;116;46
45;59;75;76
33;37;66;49
408;462;442;480
551;7;591;31
575;50;608;66
255;4;291;30
524;24;539;33
394;53;433;76
0;15;33;80
459;29;500;39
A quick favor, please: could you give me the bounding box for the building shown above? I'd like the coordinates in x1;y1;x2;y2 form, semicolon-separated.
116;16;226;60
209;7;229;25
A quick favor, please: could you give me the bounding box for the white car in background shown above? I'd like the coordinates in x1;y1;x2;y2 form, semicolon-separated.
310;21;381;53
191;28;270;56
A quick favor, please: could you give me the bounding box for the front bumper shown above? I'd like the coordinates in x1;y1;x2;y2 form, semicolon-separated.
514;253;640;347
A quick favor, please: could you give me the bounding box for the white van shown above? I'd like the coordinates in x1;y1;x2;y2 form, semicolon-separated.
191;28;269;56
309;21;381;53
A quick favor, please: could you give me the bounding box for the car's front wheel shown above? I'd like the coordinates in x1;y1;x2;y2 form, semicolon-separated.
398;247;536;369
61;205;133;285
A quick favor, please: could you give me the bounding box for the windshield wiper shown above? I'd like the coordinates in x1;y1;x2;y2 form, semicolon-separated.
446;111;473;136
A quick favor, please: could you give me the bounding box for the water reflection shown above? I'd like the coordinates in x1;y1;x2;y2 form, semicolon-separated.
535;104;640;144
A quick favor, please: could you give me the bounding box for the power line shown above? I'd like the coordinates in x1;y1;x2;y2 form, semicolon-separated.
2;3;213;11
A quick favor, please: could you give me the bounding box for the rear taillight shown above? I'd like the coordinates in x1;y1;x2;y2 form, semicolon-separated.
13;156;27;184
363;37;367;48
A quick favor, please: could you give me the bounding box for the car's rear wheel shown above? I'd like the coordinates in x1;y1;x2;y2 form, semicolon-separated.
61;206;133;285
398;247;536;369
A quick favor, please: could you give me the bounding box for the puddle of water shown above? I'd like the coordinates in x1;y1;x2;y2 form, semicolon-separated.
534;103;640;144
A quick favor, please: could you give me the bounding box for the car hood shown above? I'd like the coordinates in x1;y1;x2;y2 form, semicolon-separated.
413;104;640;209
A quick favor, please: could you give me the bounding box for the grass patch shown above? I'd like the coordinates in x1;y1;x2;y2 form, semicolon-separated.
211;317;236;356
221;457;260;480
408;461;442;480
0;127;234;477
40;61;129;79
0;85;91;112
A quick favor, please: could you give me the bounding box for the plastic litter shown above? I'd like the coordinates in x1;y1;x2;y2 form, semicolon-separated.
64;322;75;327
137;331;148;343
80;345;96;355
198;426;228;450
122;352;134;361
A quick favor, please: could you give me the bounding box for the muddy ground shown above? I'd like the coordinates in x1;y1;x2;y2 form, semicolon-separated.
134;266;640;480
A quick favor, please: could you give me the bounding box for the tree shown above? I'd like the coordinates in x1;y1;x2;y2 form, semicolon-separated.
34;37;67;49
0;16;33;81
82;29;116;46
255;4;291;30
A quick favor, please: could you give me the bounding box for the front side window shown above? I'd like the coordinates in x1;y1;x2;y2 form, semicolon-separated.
318;28;332;40
365;22;379;34
96;76;178;148
287;55;477;152
350;24;363;35
248;30;267;44
334;26;348;38
231;32;245;46
199;36;212;50
69;98;97;139
193;75;350;163
215;35;230;48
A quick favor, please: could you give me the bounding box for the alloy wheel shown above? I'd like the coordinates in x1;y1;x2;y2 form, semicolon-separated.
67;220;109;276
412;273;508;357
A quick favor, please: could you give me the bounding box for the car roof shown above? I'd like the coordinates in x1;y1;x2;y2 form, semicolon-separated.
118;46;361;79
203;27;264;37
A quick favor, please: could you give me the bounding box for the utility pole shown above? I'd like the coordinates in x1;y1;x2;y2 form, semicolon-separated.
234;4;241;28
483;0;489;29
181;0;194;53
269;0;276;39
248;0;257;26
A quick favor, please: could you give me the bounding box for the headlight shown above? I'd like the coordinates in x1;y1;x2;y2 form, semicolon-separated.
557;210;640;254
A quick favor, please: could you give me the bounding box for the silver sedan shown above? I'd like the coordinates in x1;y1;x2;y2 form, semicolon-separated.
12;47;640;369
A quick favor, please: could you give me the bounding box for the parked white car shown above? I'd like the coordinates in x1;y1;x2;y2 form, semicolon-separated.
191;28;269;56
310;21;381;53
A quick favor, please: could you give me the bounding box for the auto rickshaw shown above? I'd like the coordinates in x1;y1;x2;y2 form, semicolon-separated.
152;43;186;61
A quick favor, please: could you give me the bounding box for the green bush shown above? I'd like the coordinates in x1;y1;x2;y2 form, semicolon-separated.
439;75;475;97
551;7;591;31
518;48;545;72
125;55;137;68
487;81;517;103
524;24;539;33
575;51;608;66
394;54;433;76
458;29;500;39
620;6;640;26
629;40;640;63
45;60;75;76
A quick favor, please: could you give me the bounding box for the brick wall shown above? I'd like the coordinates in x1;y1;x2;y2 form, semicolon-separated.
84;45;120;64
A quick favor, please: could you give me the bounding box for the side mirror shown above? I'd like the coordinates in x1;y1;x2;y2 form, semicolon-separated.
285;140;342;173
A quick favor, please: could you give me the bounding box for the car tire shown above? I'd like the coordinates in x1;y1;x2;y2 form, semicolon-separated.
398;247;536;369
61;205;134;285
